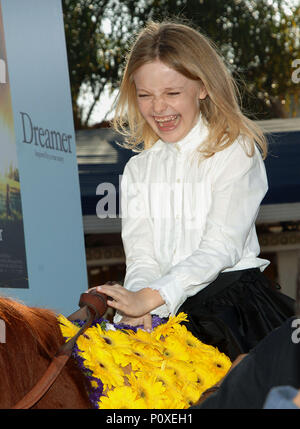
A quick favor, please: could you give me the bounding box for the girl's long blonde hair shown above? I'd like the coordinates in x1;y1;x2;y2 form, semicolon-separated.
113;20;267;159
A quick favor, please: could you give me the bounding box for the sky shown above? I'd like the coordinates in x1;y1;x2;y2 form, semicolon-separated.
78;85;118;126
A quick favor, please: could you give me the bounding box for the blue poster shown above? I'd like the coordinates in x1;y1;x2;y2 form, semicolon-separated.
0;0;88;315
0;1;28;289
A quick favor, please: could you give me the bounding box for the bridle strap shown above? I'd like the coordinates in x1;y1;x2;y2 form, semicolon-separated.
11;351;72;410
12;291;107;409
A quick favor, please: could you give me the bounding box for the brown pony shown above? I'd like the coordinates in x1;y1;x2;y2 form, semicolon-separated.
0;296;92;409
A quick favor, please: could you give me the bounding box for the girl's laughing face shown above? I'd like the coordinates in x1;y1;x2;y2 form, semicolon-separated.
133;60;207;143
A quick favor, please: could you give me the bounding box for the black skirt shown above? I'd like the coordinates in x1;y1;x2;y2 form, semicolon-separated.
176;268;295;361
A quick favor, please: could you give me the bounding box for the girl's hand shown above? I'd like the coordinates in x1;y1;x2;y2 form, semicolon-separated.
86;283;153;330
89;284;165;320
120;313;153;331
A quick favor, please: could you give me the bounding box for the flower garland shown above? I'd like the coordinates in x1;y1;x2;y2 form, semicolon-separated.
58;313;231;409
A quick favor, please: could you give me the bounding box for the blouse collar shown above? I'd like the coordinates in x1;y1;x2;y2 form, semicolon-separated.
161;113;209;154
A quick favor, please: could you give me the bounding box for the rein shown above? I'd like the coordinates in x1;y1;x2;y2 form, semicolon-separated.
12;291;107;409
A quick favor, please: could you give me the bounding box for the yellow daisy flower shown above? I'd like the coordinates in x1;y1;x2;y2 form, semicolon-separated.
152;312;188;340
180;381;202;407
149;368;189;408
161;335;191;361
207;352;232;376
98;386;146;409
81;346;124;390
57;314;81;339
123;343;163;372
163;395;188;409
76;333;94;355
151;367;178;389
128;373;167;408
81;324;136;369
127;329;164;355
192;362;221;392
172;323;207;348
171;323;223;361
163;359;198;385
85;325;131;354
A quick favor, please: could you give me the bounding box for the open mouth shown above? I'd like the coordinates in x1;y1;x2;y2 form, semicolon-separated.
153;114;180;131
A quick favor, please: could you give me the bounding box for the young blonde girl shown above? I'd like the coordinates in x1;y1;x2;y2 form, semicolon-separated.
93;21;294;360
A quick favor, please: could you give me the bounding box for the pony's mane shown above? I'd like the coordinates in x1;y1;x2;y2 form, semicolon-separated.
0;296;64;358
0;296;91;408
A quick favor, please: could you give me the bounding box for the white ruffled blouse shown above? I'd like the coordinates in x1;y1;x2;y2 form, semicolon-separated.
113;115;269;322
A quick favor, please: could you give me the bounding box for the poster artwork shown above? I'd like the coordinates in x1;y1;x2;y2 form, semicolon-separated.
0;2;28;288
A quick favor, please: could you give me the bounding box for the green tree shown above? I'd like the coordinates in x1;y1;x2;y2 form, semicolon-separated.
63;0;300;128
62;0;152;128
63;0;118;128
147;0;300;119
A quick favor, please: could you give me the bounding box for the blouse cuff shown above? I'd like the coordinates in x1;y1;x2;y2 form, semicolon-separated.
148;273;188;315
